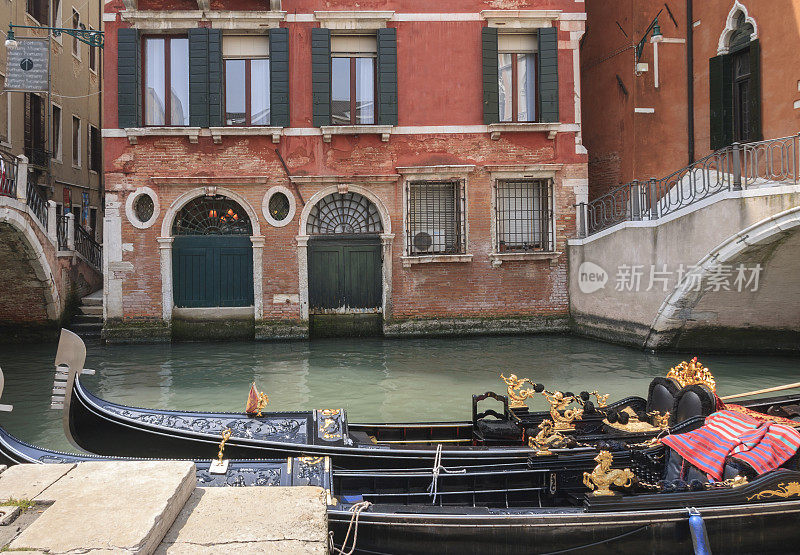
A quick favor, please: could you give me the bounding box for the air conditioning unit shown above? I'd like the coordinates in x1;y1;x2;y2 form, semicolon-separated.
412;229;446;254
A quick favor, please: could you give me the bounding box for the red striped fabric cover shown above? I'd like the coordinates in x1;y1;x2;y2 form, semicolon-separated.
661;410;800;481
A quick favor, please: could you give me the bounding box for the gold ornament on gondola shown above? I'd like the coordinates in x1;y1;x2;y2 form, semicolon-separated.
528;419;569;456
501;374;538;409
666;357;716;392
582;450;635;496
589;391;610;408
649;411;671;430
245;382;270;417
542;390;583;431
217;427;232;465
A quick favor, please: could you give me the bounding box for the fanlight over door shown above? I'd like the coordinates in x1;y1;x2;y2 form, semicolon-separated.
172;195;254;308
306;192;383;235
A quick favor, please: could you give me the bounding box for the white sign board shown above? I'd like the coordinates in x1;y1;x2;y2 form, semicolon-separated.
5;39;49;92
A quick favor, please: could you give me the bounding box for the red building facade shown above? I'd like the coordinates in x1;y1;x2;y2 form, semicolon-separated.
581;0;800;200
101;0;588;341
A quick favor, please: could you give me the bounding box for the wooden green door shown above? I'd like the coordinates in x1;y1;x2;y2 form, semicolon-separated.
308;237;382;312
173;235;253;308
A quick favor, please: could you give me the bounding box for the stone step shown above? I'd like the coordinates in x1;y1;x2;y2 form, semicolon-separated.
81;289;103;307
79;305;103;316
72;314;102;325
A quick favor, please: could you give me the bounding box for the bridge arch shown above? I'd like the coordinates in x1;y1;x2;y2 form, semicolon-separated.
646;205;800;351
0;202;61;322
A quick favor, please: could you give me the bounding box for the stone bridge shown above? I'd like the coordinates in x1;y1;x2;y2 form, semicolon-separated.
0;156;102;341
569;147;800;353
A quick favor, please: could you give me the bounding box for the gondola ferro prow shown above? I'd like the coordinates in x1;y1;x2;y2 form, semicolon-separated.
0;368;13;413
52;329;94;451
583;450;635;496
210;427;232;475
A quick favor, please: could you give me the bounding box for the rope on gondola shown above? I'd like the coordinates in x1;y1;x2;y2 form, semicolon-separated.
427;443;467;503
330;501;372;555
539;524;651;554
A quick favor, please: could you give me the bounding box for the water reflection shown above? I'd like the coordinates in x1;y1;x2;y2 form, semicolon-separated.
0;335;797;452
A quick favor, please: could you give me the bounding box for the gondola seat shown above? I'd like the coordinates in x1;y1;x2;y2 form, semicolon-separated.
647;377;681;415
670;384;718;427
472;392;522;442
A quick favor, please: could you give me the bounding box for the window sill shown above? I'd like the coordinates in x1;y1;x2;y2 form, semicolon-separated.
488;122;561;140
489;251;562;268
125;127;201;145
401;254;473;268
320;125;392;143
209;126;283;145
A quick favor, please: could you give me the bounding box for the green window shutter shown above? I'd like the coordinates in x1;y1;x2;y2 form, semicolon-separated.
189;28;210;128
311;28;331;127
117;28;140;129
537;26;559;123
709;54;733;149
482;27;499;125
269;28;290;128
208;29;223;127
376;28;398;126
747;39;762;142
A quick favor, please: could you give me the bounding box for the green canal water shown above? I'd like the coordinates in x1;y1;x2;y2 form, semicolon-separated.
0;335;798;453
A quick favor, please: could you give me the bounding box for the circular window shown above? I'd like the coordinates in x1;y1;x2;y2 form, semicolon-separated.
262;186;296;228
134;194;154;223
268;192;290;222
125;187;160;229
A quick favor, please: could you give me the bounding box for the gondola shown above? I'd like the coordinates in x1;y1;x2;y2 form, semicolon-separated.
328;439;800;554
0;364;334;490
58;330;800;470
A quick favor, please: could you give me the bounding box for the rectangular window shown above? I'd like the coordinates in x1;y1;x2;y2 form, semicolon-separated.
52;0;62;29
143;36;189;126
89;26;97;72
406;180;466;255
223;35;270;126
88;125;100;171
331;35;376;125
26;0;48;24
495;180;554;252
71;9;80;58
52;105;62;160
0;75;8;145
71;115;80;167
498;34;538;123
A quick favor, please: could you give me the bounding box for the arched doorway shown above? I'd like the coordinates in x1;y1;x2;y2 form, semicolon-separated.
306;192;384;317
171;195;254;308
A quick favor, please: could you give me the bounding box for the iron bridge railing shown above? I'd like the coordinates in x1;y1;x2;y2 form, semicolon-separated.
577;134;800;237
56;214;69;250
26;182;48;229
74;223;102;269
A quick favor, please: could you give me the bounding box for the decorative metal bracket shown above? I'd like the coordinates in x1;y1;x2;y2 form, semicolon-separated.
7;23;104;48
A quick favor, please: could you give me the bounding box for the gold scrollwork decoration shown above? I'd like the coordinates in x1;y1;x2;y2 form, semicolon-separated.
746;481;800;501
666;357;716;392
582;450;635;496
501;374;538;409
298;456;324;465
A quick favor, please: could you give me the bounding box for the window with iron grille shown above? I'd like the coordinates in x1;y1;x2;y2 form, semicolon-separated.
406;180;466;256
495;179;554;252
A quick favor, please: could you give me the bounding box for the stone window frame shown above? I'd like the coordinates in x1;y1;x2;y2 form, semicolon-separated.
486;164;563;268
125;186;160;229
315;11;394;143
262;185;296;228
397;165;475;268
717;1;758;55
